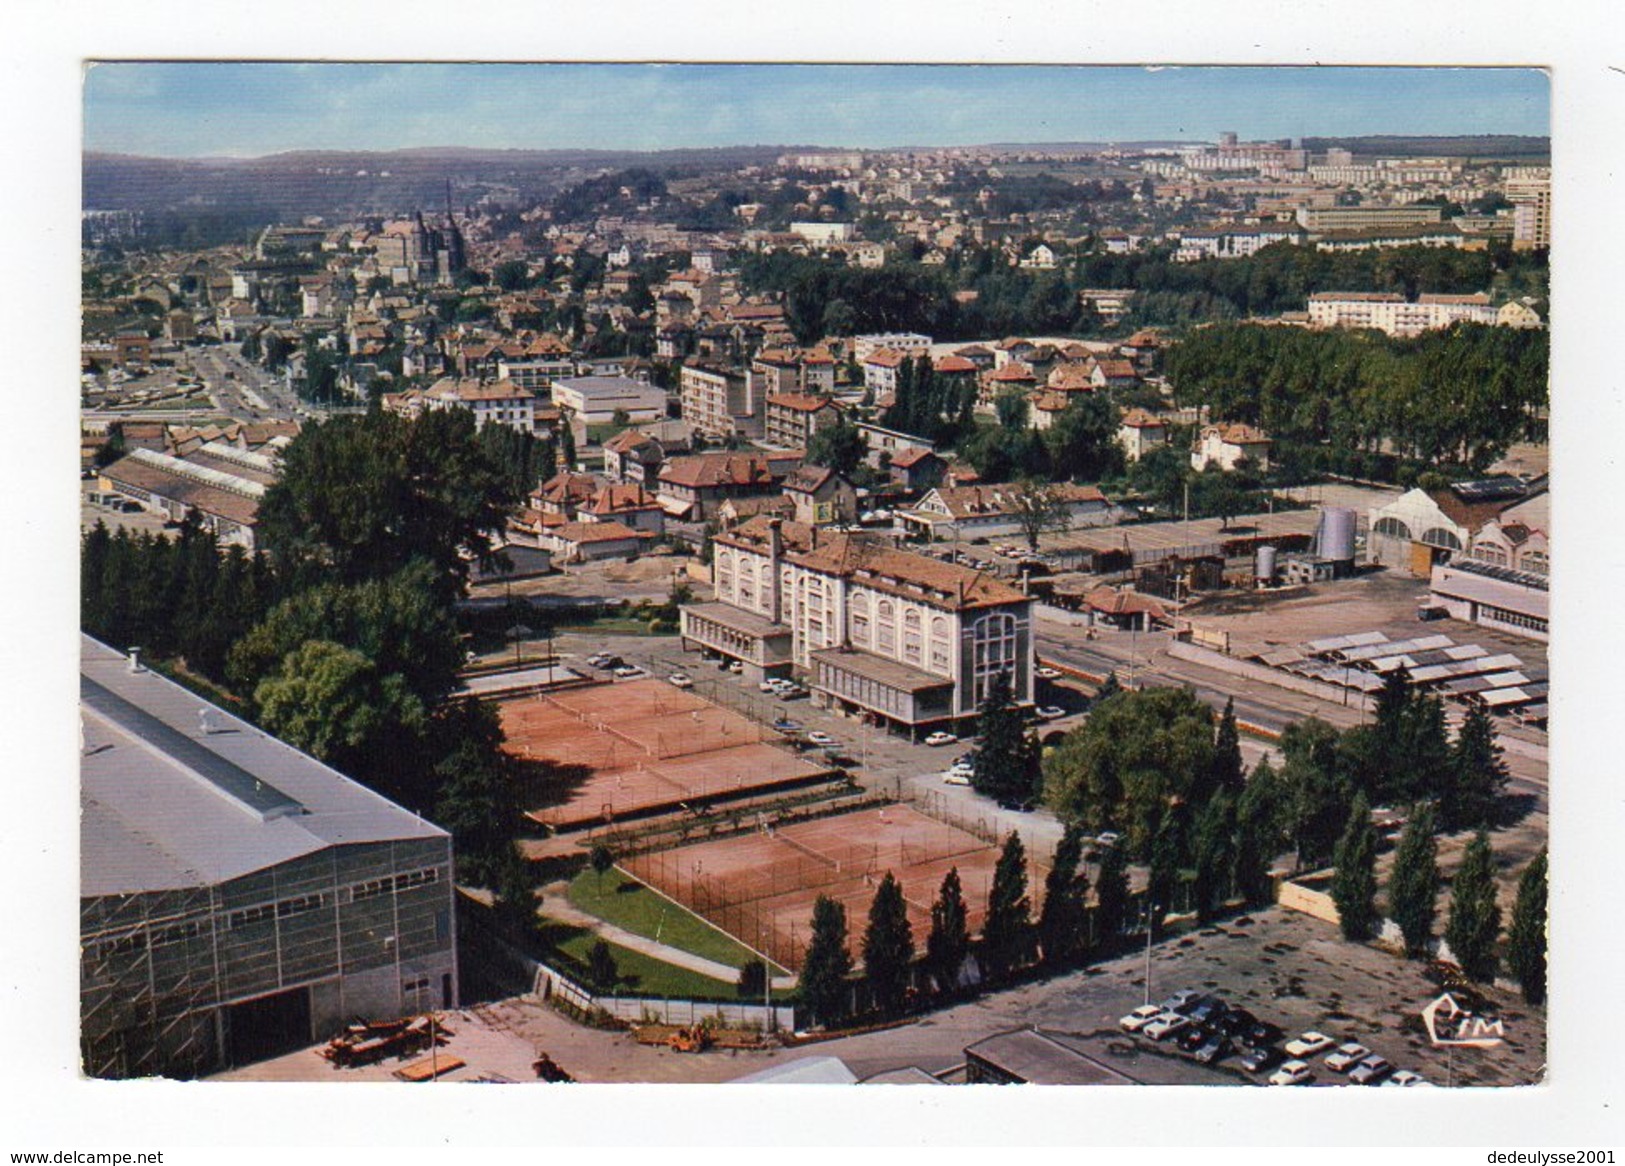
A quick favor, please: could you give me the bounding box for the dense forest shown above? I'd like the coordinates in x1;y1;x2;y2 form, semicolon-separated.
1164;321;1549;475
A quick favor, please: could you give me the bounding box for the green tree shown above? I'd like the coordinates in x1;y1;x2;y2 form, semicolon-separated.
737;958;769;1000
861;872;916;1016
256;409;518;596
1386;802;1441;959
805;414;866;477
1278;717;1352;870
1505;849;1548;1005
1331;794;1380;941
1209;698;1245;797
1445;831;1502;983
926;867;970;992
252;640;428;787
972;670;1037;804
590;843;616;887
798;895;853;1028
1037;827;1091;967
981;833;1035;979
1007;477;1071;551
1042;686;1217;845
1093;842;1130;943
1233;758;1284;906
434;732;522;889
1191;793;1235;923
1447;703;1508;831
587;939;618;989
1147;802;1188;923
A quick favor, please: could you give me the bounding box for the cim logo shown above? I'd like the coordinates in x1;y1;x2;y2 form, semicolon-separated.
1422;992;1506;1048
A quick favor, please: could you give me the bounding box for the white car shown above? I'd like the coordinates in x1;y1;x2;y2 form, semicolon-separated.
668;672;693;689
1036;667;1062;681
948;761;976;778
1119;1005;1165;1033
1269;1059;1314;1086
924;731;958;747
805;731;837;748
1284;1031;1336;1058
1142;1013;1190;1042
612;665;641;679
942;772;971;787
1348;1055;1394;1086
726;660;744;673
759;680;783;693
1382;1070;1432;1088
1035;706;1066;721
1324;1042;1370;1073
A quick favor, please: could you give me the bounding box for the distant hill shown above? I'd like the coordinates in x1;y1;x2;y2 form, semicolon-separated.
82;144;799;218
1300;135;1550;160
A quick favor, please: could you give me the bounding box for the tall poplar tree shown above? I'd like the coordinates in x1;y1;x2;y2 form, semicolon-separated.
1386;802;1441;958
862;872;915;1016
1331;793;1379;941
982;833;1035;979
1506;849;1547;1004
798;896;853;1028
926;867;970;993
1445;831;1503;983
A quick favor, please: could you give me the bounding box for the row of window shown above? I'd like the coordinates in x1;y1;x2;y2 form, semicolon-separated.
1478;604;1548;634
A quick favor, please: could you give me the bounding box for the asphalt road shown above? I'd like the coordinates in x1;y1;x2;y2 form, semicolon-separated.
188;344;304;423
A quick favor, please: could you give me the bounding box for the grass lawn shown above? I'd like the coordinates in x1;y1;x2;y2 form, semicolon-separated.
567;867;787;975
535;918;745;1000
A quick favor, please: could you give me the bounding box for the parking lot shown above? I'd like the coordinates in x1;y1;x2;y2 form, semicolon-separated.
474;904;1543;1085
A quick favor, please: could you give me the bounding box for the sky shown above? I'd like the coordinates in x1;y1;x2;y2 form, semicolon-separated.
82;63;1550;158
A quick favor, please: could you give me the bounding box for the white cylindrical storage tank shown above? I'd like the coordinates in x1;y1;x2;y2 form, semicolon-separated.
1255;544;1277;585
1317;507;1357;563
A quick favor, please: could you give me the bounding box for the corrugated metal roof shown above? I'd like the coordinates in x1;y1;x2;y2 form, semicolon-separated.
80;636;446;898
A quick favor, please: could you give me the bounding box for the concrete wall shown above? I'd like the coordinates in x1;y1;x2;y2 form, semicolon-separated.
1277;874;1341;926
531;956;797;1032
1166;640;1374;715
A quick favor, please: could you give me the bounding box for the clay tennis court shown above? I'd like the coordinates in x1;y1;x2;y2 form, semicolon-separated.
622;805;1044;972
498;679;832;830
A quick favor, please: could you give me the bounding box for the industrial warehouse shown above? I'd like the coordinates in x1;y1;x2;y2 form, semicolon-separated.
79;636;458;1079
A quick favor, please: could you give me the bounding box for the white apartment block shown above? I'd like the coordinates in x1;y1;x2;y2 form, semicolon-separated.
852;332;932;364
678;361;759;439
1307;292;1498;337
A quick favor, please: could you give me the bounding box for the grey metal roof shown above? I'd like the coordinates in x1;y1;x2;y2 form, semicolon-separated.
80;635;447;898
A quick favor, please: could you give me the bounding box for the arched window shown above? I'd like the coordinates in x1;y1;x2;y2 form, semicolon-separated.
1420;527;1462;551
736;554;754;607
929;616;951;673
716;552;734;600
903;609;923;666
849;593;871;647
970;612;1020;707
1373;516;1412;540
876;600;896;655
1520;550;1548;575
756;559;774;612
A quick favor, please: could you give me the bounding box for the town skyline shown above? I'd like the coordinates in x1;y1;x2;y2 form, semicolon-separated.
84;63;1550;159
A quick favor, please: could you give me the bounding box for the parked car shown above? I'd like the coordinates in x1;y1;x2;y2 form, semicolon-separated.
1382;1070;1432;1088
942;772;971;787
1242;1020;1283;1049
1269;1059;1314;1087
1176;1025;1211;1053
1348;1055;1394;1086
759;679;786;693
924;731;958;747
1036;667;1062;681
1142;1013;1190;1042
1158;989;1202;1015
611;665;641;679
1238;1045;1283;1074
1284;1032;1335;1058
805;731;837;748
1035;706;1067;721
948;760;976;778
586;653;615;668
726;660;744;674
1157;993;1209;1019
1187;996;1228;1025
1095;831;1121;848
771;718;803;733
1324;1042;1371;1073
777;685;808;700
668;672;693;689
1193;1034;1233;1065
1119;1005;1164;1033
